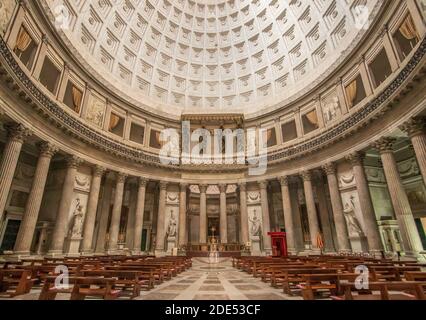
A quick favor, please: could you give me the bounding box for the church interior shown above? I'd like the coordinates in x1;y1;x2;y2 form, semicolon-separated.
0;0;426;301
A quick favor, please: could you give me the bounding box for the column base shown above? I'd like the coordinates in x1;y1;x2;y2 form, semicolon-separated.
154;249;167;257
80;251;95;256
46;250;65;258
106;249;123;255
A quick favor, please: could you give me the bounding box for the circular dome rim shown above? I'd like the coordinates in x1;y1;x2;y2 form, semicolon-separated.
39;0;384;120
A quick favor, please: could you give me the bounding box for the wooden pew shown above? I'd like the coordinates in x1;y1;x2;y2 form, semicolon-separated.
298;273;360;300
335;281;426;300
39;276;121;300
0;269;34;297
78;270;154;298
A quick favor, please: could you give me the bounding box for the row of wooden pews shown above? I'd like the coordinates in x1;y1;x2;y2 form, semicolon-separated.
0;255;192;300
233;255;426;300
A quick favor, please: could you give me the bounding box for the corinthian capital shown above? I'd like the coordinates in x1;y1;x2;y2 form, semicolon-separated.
5;123;31;143
300;170;312;181
258;180;268;189
65;155;82;169
218;183;227;193
199;184;208;193
322;162;336;176
139;177;148;187
116;172;127;183
400;117;426;138
346;151;365;166
371;137;396;154
93;165;106;177
38;141;58;158
279;176;289;186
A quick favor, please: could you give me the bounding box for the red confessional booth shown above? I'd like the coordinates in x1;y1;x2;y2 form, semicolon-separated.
267;232;288;257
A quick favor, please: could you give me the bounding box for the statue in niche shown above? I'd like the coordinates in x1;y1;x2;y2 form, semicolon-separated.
343;196;363;236
249;210;261;237
70;198;84;237
167;210;177;238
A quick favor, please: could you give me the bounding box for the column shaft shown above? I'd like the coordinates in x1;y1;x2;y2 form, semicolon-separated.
279;177;296;254
219;184;228;243
107;173;126;251
239;183;249;245
323;163;351;252
155;182;168;251
49;156;81;254
373;138;423;257
178;183;187;247
199;185;207;243
133;178;148;252
14;142;57;254
301;171;321;251
259;181;272;252
81;166;105;253
315;174;335;252
95;176;113;252
0;123;30;222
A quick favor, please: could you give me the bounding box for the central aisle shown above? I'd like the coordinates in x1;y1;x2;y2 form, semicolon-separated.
136;258;301;300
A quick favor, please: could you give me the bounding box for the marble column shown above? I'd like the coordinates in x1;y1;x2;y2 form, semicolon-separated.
95;174;113;253
401;118;426;186
107;172;127;252
346;152;383;253
133;178;148;253
259;181;272;252
14;142;58;255
301;171;321;252
49;156;82;254
239;182;249;245
372;138;424;258
155;182;168;252
0;123;31;222
219;184;228;244
199;184;208;244
178;183;188;247
279;176;296;254
322;162;351;252
80;165;105;253
315;172;335;252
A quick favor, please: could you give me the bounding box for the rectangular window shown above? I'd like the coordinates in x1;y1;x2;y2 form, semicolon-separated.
39;57;61;94
13;26;37;70
265;127;277;148
302;110;319;134
129;123;145;144
369;49;392;88
281;120;298;143
393;14;419;61
63;81;83;113
109;113;125;137
149;129;162;149
345;74;367;108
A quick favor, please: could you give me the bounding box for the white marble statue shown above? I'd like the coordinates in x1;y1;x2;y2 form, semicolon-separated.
70;199;84;238
167;210;177;238
343;196;363;236
249;210;261;237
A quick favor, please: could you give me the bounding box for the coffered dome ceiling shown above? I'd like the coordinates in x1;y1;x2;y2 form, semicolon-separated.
42;0;382;117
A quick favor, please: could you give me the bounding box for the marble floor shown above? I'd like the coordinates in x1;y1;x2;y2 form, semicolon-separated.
137;258;301;300
1;258;302;300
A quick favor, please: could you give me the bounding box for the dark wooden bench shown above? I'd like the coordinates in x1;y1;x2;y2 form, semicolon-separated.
0;269;34;297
